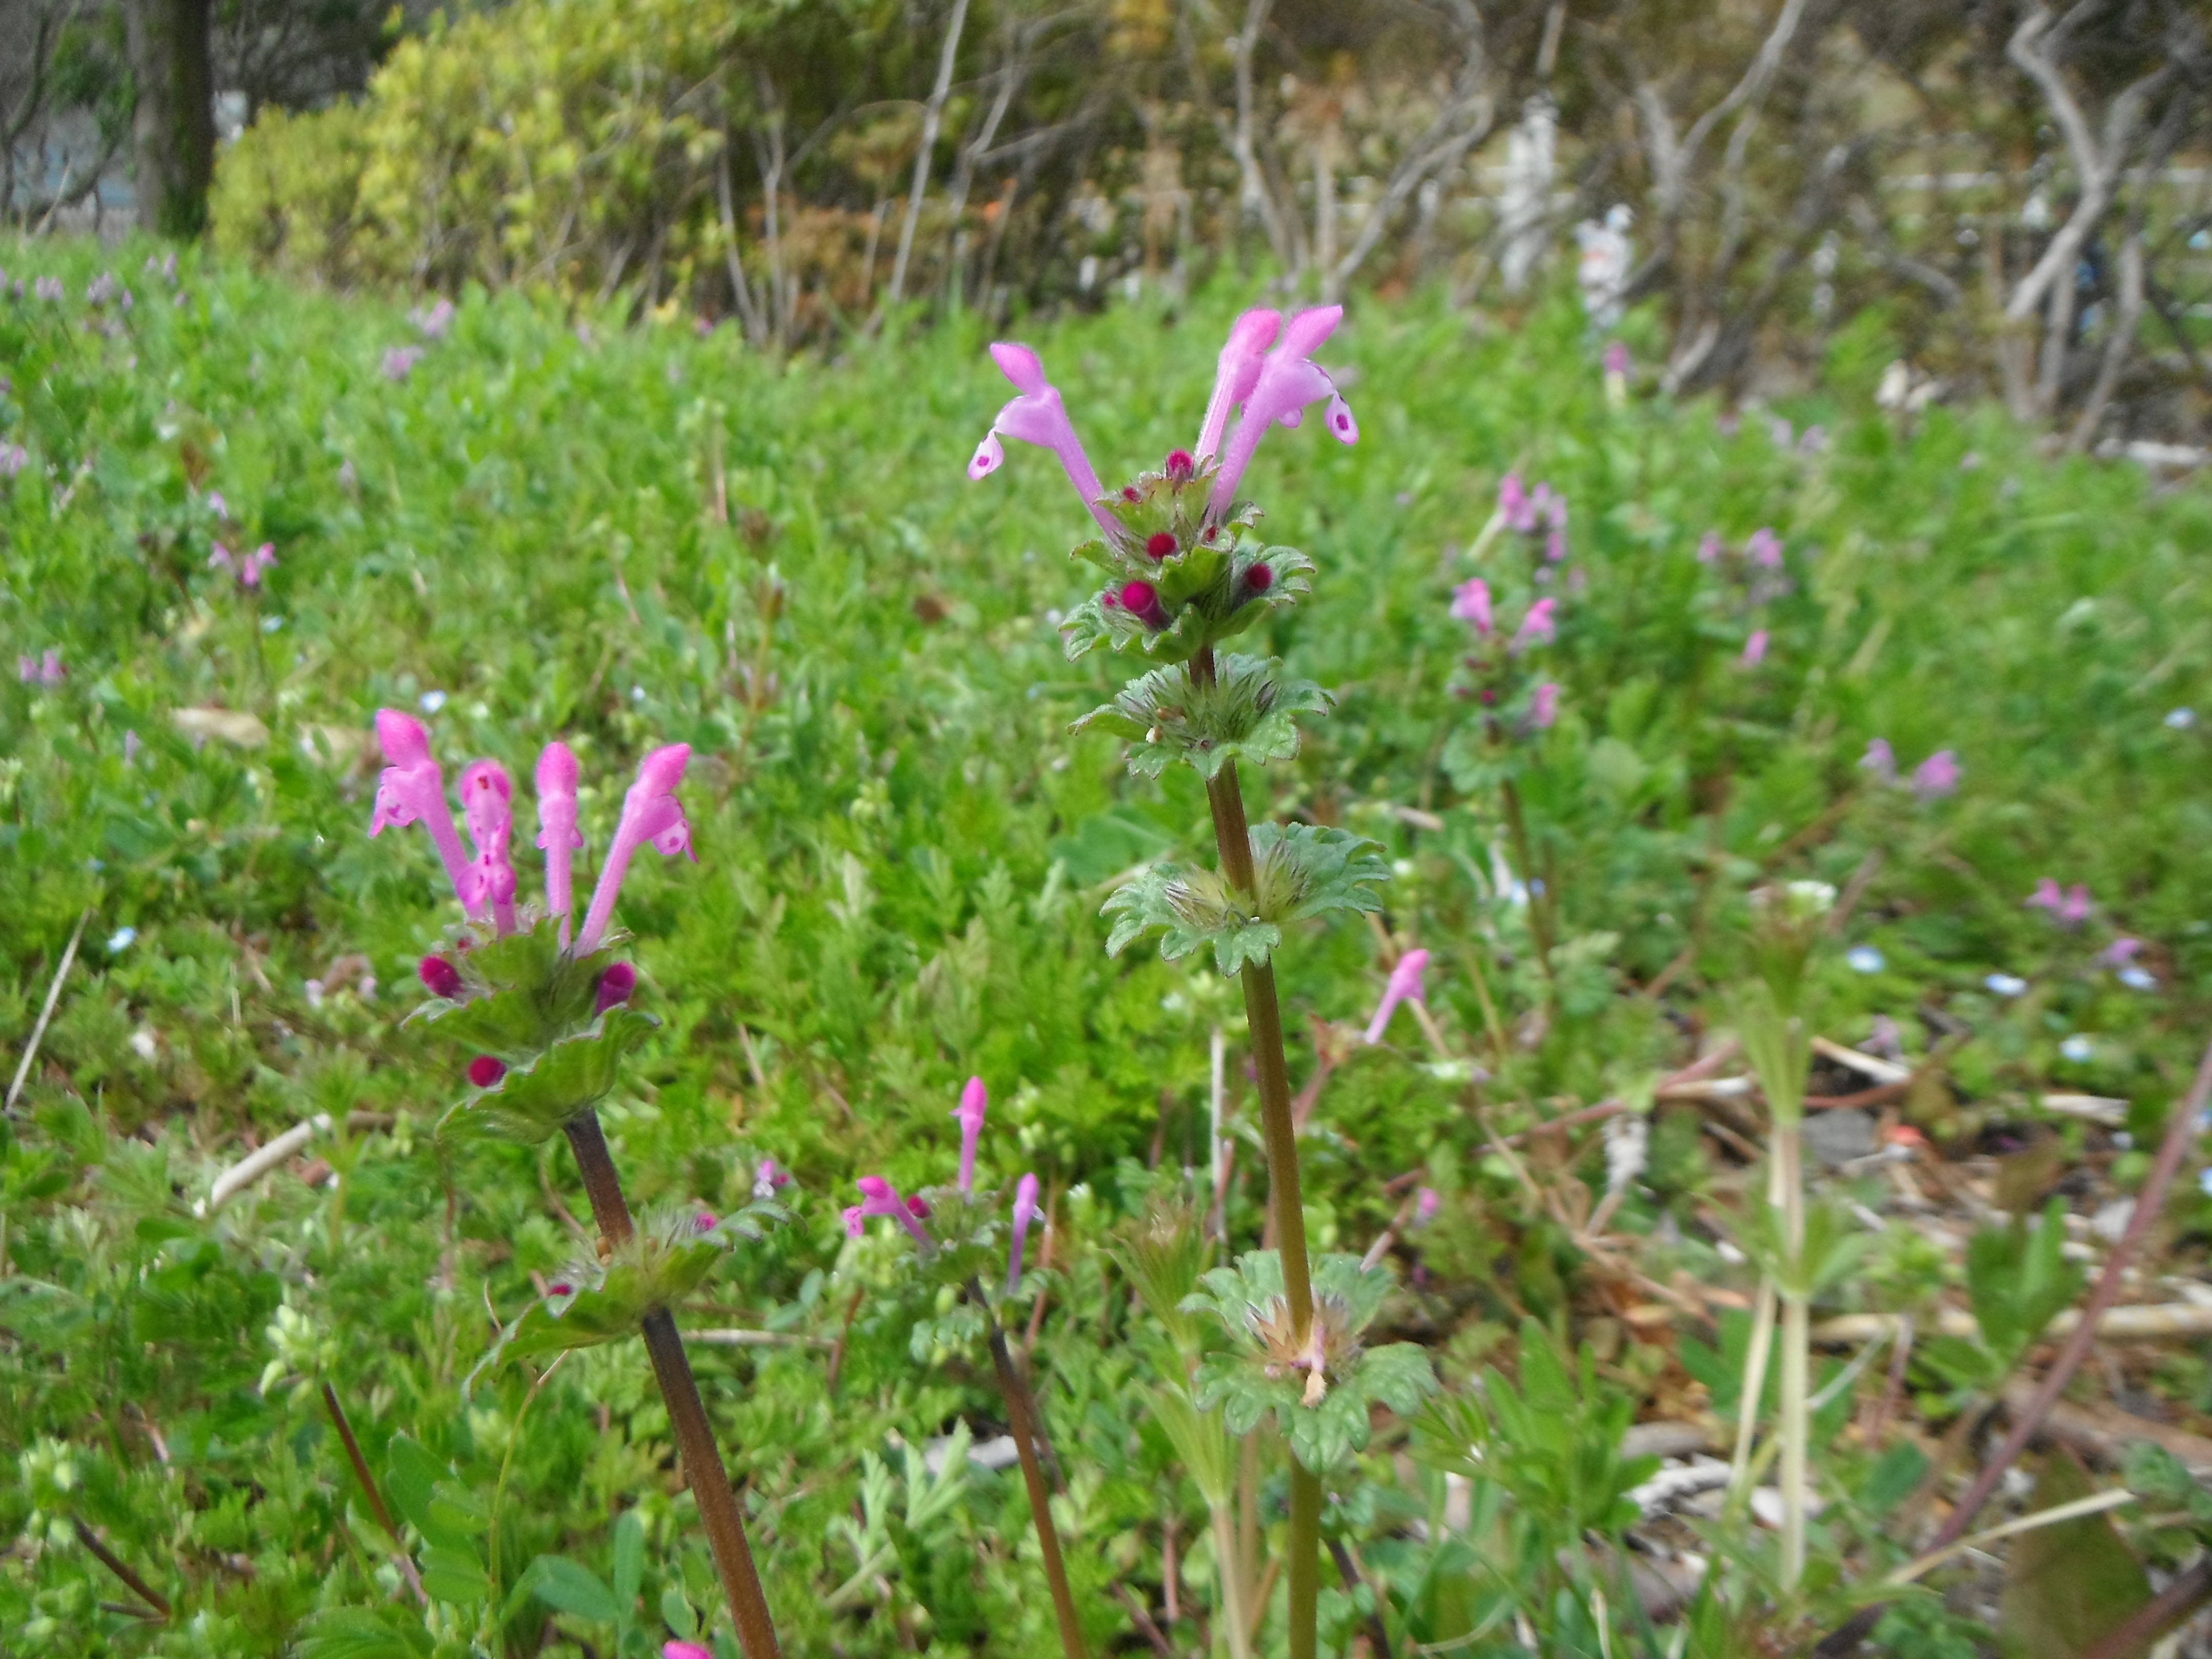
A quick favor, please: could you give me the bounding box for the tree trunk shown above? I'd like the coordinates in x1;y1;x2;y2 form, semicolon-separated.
127;0;215;238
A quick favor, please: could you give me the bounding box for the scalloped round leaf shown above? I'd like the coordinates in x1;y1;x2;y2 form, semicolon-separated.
439;1006;660;1143
418;939;624;1060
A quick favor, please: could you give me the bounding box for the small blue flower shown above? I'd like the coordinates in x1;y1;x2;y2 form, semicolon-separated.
2199;1167;2212;1199
1985;972;2028;997
1845;945;1885;974
418;690;448;714
260;614;283;633
2165;708;2196;730
2059;1034;2094;1062
2118;966;2158;991
106;926;137;952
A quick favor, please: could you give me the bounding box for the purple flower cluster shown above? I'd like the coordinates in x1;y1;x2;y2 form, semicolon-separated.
846;1076;1043;1294
1448;568;1562;734
208;541;278;588
369;709;693;954
1860;738;1959;803
16;648;63;687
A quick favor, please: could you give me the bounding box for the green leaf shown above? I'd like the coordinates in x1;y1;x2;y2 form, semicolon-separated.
527;1555;623;1626
439;1006;660;1144
417;927;620;1060
382;1435;447;1543
611;1508;644;1608
1998;1450;2150;1659
1072;654;1331;780
1100;824;1387;975
293;1608;435;1659
418;1541;492;1606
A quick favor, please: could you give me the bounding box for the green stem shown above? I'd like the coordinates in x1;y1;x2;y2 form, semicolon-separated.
1190;645;1317;1658
563;1113;783;1659
1210;1502;1252;1659
1776;1119;1808;1591
1498;777;1558;998
1287;1465;1322;1659
975;1283;1086;1658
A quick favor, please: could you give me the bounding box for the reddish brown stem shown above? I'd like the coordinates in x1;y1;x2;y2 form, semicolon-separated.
978;1284;1087;1659
563;1112;783;1659
321;1380;427;1604
71;1518;168;1619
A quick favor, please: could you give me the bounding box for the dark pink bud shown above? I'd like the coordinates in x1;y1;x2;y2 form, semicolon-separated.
693;1211;717;1233
595;961;637;1013
548;1281;573;1297
467;1055;506;1088
1121;484;1141;502
1243;562;1273;594
1164;449;1195;483
1201;524;1219;543
1479;687;1497;706
1100;588;1121;610
1120;580;1167;630
1145;531;1178;560
419;954;463;998
906;1195;931;1220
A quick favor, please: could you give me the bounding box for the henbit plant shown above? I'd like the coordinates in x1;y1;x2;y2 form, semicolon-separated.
841;1078;1084;1659
970;304;1437;1659
368;710;788;1659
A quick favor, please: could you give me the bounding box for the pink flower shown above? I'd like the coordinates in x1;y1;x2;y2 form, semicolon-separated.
1195;308;1282;464
576;744;694;954
2026;878;2064;915
1741;629;1769;667
383;345;424;381
1530;682;1560;729
1413;1186;1440;1228
1364;947;1430;1045
208;542;235;576
2025;880;2090;928
457;761;520;935
419;954;463;998
752;1157;791;1201
2061;884;2091;927
1860;738;1896;783
240;543;277;588
854;1175;934;1251
1499;473;1535;532
594;962;636;1013
0;442;27;478
369;710;474;906
1544;527;1567;563
1450;577;1493;635
468;1055;507;1088
953;1076;988;1194
2102;937;2142;969
1208;305;1357;517
1912;749;1960;801
1745;528;1783;569
842;1204;865;1239
1603;341;1629;377
18;648;63;687
1696;530;1722;563
412;298;455;341
1008;1171;1040;1292
1513;597;1557;650
534;742;583;943
968;342;1116;539
666;1643;714;1659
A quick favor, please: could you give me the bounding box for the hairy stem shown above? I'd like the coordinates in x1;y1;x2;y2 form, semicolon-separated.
1777;1120;1808;1590
1191;645;1317;1657
977;1286;1087;1659
563;1112;782;1659
321;1380;427;1605
1210;1502;1253;1659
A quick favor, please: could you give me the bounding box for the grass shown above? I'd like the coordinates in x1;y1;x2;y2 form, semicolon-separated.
6;235;2212;1657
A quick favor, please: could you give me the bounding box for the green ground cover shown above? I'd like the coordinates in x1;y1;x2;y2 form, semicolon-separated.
6;238;2212;1657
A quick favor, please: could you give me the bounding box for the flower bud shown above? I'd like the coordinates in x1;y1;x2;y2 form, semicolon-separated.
1120;580;1168;630
1163;449;1195;484
419;954;463;998
595;961;637;1013
467;1055;506;1088
1145;531;1178;560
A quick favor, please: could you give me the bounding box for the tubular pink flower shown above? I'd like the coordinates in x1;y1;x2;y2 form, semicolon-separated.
968;342;1117;539
855;1175;933;1251
594;961;637;1012
842;1204;866;1239
1746;527;1783;569
369;709;474;907
208;542;236;576
1364;947;1430;1045
458;760;519;934
666;1643;713;1659
1741;628;1769;667
576;743;694;954
1697;531;1723;563
1860;738;1897;783
1008;1171;1040;1292
1413;1186;1440;1227
1603;341;1629;377
954;1075;988;1194
1194;308;1282;463
2026;878;2064;915
241;544;277;587
1530;682;1560;729
1450;577;1493;635
535;741;583;943
2060;884;2091;928
2102;937;2142;969
1208;305;1357;517
1912;749;1960;801
1514;597;1558;650
1499;473;1535;531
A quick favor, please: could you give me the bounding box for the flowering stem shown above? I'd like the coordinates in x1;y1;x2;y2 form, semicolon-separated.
561;1112;783;1659
975;1282;1086;1659
1190;645;1318;1659
1498;777;1559;999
